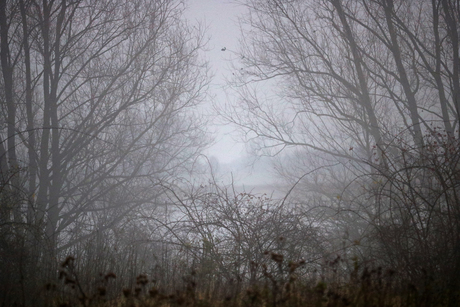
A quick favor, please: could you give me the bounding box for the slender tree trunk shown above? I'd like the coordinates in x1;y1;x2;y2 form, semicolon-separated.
432;0;453;134
34;0;55;276
0;0;20;223
45;0;66;254
19;0;37;226
442;0;460;137
331;0;387;168
383;0;425;149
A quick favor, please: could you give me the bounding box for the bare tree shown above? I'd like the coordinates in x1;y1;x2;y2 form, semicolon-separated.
0;0;210;304
221;0;457;161
218;0;460;296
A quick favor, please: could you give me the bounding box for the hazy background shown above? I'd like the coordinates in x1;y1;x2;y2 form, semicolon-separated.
184;0;282;192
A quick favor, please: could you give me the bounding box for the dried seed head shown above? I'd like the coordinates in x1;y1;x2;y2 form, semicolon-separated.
271;252;284;263
288;261;298;273
149;287;158;298
61;256;75;268
97;286;106;296
136;274;148;285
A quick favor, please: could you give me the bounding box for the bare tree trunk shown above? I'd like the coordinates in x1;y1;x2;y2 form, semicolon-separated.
432;0;453;134
46;0;67;257
331;0;387;167
383;0;425;149
0;0;20;223
442;0;460;137
19;0;37;227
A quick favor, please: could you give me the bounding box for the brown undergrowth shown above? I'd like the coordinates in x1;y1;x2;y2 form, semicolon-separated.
36;254;459;307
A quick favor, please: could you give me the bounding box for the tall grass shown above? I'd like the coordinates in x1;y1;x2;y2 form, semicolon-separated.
33;253;459;307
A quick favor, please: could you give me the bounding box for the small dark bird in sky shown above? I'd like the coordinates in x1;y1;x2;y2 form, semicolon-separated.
221;47;226;51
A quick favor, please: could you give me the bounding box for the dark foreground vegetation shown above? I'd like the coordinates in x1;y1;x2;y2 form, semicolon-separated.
18;254;460;307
